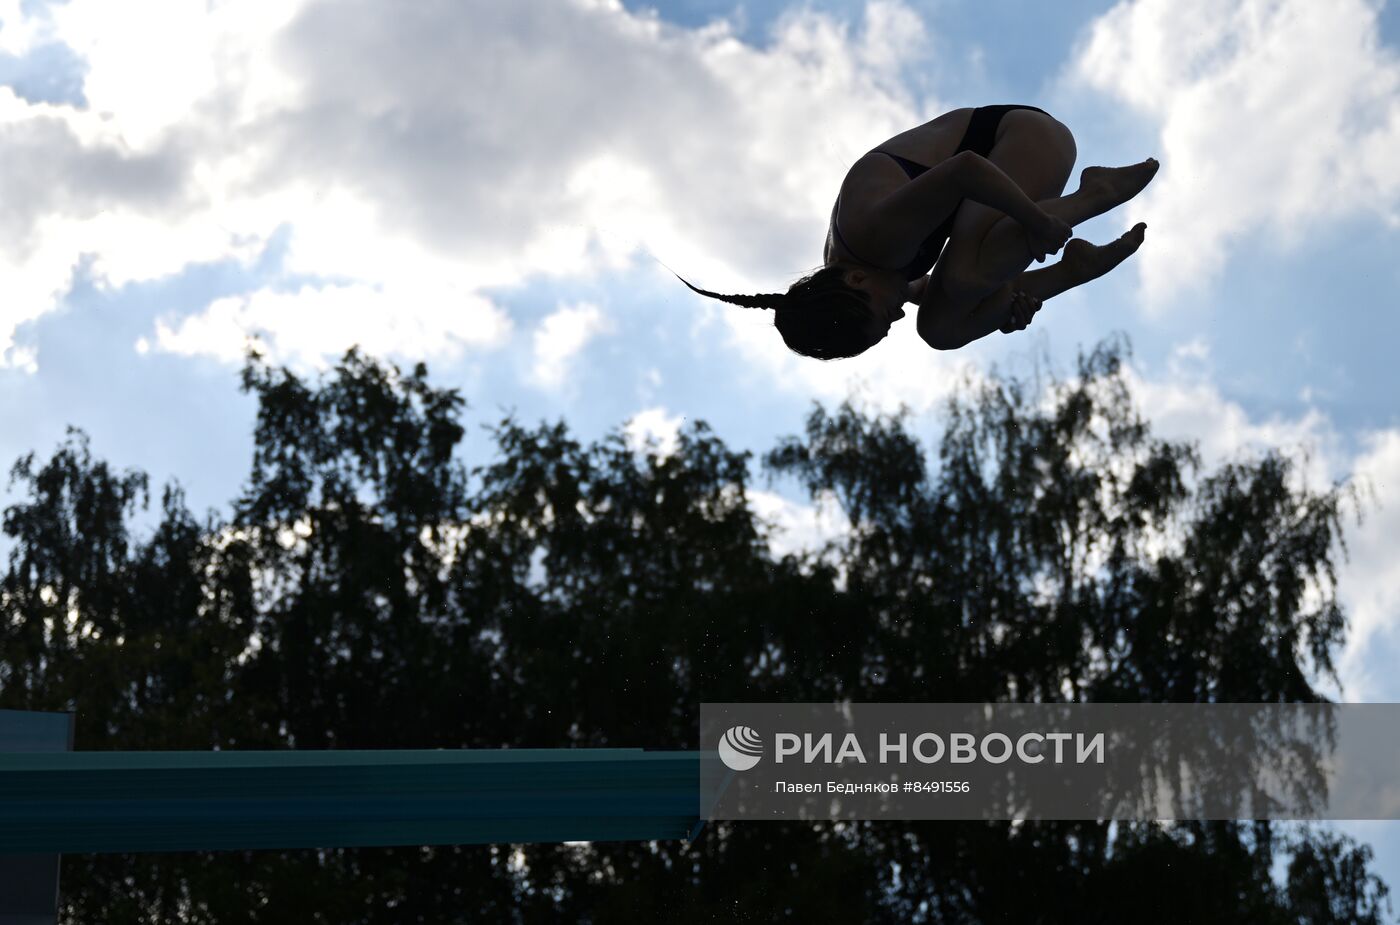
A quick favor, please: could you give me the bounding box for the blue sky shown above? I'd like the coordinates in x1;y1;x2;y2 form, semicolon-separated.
2;0;1400;902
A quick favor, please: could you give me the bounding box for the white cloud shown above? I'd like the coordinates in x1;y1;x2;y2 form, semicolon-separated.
1336;429;1400;700
0;0;948;375
1066;0;1400;309
0;0;56;56
149;280;511;370
1103;342;1400;702
47;0;303;149
0;84;203;367
530;302;613;390
623;405;685;459
1124;363;1339;491
747;487;851;561
49;0;221;150
0;0;306;368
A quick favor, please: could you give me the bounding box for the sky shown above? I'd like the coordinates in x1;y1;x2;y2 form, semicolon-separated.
1;0;1399;902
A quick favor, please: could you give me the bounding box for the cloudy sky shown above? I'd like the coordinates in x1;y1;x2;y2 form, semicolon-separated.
2;0;1399;890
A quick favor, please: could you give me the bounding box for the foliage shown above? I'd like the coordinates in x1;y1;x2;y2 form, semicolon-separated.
1;339;1387;923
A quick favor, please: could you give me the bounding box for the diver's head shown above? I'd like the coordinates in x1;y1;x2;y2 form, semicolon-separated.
675;262;906;360
832;262;908;331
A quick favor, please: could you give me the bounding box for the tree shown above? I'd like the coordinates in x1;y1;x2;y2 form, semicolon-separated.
1;338;1388;923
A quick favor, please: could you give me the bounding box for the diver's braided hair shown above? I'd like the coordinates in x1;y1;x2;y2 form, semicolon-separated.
673;266;877;360
673;274;788;310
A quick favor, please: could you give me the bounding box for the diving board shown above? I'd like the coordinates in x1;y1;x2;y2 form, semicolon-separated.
1;709;722;920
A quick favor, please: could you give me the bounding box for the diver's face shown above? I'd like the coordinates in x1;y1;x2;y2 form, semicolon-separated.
843;268;907;343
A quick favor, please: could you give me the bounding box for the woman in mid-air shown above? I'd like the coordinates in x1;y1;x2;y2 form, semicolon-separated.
679;104;1159;359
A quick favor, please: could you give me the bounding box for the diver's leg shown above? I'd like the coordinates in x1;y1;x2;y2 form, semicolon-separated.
953;163;1158;300
918;229;1147;350
1014;230;1147;301
937;109;1158;304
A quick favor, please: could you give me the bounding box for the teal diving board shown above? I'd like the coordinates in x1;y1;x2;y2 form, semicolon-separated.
0;745;714;855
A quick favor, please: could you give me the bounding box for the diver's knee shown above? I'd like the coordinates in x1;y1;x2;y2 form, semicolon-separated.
1050;117;1077;169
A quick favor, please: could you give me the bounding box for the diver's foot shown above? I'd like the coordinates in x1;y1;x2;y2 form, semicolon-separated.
1061;224;1147;283
1079;159;1159;212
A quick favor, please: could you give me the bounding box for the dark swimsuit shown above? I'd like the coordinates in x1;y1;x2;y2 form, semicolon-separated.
831;104;1049;281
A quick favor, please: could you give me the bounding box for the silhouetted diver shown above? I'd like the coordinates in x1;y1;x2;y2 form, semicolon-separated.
678;104;1158;359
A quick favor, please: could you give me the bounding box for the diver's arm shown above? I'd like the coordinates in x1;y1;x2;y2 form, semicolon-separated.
951;152;1044;229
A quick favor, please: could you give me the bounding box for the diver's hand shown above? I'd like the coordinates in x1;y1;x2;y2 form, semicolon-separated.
1022;210;1072;264
905;275;931;304
1000;290;1041;333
